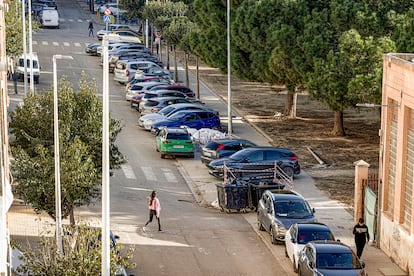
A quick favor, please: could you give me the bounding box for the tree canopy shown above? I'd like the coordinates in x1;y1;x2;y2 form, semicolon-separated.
9;74;125;224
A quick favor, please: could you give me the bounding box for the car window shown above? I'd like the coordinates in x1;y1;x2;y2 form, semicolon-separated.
246;150;264;162
167;133;190;140
184;114;198;122
266;150;282;160
274;200;313;218
298;231;332;244
317;253;356;269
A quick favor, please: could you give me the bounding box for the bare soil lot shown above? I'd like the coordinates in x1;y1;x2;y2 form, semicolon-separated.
177;52;381;208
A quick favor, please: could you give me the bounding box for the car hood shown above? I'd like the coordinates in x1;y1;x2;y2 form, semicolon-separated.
208;157;231;167
276;217;316;229
315;269;363;276
140;113;163;121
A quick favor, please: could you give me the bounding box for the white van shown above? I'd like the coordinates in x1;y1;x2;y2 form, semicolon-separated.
17;53;41;84
40;8;59;28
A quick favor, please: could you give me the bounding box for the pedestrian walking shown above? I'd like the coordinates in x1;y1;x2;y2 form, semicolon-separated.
353;217;370;259
12;71;18;94
154;32;162;55
143;191;162;232
88;21;94;37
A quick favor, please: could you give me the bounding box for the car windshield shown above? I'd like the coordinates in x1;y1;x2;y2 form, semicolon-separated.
167;133;190;140
316;253;361;269
167;112;185;121
297;230;333;244
158;106;175;115
274;200;313;218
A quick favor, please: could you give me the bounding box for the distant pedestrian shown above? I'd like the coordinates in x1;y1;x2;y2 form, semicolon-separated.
154;32;162;55
143;191;162;232
88;21;94;37
12;71;18;94
353;217;370;259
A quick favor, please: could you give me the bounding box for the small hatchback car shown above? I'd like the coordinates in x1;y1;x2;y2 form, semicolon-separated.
155;127;195;159
200;138;257;165
285;222;336;272
257;190;316;244
298;241;367;276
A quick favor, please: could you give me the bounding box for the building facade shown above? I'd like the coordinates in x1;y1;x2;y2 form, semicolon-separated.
380;53;414;274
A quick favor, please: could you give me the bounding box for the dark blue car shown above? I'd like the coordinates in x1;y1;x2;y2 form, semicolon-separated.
150;110;221;134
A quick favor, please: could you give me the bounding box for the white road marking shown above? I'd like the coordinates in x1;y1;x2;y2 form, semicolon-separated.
42;41;48;45
32;41;38;45
162;168;177;182
121;164;136;179
53;42;59;46
77;19;83;23
141;166;156;181
63;42;70;47
74;42;81;47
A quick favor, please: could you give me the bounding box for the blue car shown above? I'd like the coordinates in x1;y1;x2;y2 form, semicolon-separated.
150;110;221;134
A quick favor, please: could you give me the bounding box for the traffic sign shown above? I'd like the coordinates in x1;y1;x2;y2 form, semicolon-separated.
103;15;111;23
104;8;112;16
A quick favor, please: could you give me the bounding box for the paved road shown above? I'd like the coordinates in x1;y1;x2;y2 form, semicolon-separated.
7;0;293;275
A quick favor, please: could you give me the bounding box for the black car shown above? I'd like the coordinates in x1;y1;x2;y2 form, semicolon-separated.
201;138;257;165
150;84;195;98
298;241;367;276
85;43;101;56
207;146;301;178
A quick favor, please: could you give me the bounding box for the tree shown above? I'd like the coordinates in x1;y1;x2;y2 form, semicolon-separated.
14;223;135;275
9;74;125;225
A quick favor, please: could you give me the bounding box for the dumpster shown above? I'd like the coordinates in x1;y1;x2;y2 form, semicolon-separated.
216;182;250;213
247;179;285;211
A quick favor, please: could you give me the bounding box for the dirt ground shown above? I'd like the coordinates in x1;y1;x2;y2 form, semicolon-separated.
176;52;381;208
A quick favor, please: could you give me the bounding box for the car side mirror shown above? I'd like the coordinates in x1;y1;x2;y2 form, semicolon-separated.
336;239;341;242
244;158;250;163
114;235;120;239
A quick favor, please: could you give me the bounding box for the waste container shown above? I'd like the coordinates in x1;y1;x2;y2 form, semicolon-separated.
247;179;285;210
216;183;250;213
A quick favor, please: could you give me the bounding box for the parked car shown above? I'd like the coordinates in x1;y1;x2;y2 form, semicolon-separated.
149;84;195;97
125;81;164;101
141;67;172;79
257;190;316;244
126;76;172;92
96;42;134;56
138;103;219;130
285;222;336;272
96;24;131;40
200;138;257;165
155;127;195;159
115;60;162;84
108;53;159;73
39;8;59;28
298;241;367;276
85;43;101;56
140;96;201;115
110;30;141;44
138;90;201;112
207;147;301;179
150;110;221;134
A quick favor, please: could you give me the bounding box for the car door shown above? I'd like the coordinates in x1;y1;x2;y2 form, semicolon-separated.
238;150;264;172
301;246;315;276
286;225;297;264
181;113;200;129
262;194;274;232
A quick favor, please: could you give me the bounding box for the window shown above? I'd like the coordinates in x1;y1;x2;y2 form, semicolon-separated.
266;150;282;160
403;107;414;229
247;150;264;162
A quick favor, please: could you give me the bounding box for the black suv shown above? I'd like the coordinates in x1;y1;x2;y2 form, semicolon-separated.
207;146;301;178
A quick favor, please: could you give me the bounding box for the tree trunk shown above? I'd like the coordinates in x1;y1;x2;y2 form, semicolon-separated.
284;93;294;117
196;56;200;99
332;111;345;136
69;206;75;226
166;44;170;70
174;46;178;82
185;52;189;87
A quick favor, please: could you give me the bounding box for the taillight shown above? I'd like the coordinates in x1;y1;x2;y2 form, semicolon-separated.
126;70;130;76
289;156;298;161
216;144;225;151
163;141;171;144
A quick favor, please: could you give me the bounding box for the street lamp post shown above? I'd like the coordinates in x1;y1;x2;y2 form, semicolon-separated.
145;0;148;49
53;54;73;255
227;0;232;136
101;33;137;276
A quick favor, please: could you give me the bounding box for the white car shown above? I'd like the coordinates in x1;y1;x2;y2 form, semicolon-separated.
98;3;126;16
285;222;335;272
96;24;131;40
125;81;164;101
114;60;162;84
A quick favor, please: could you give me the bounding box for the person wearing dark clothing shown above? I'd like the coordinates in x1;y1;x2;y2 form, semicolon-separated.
88;21;94;37
12;71;18;94
353;217;370;259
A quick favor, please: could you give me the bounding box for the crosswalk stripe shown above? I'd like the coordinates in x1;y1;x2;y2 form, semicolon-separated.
32;41;38;45
77;19;83;23
141;167;156;181
74;42;81;47
53;42;59;46
121;164;136;179
63;42;70;46
42;41;48;45
161;168;177;182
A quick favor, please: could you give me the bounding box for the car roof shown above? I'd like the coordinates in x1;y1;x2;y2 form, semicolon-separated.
147;96;188;103
172;109;217;116
131;81;164;87
161;127;190;135
207;138;255;144
309;241;353;253
294;222;331;231
236;146;294;154
153;84;190;89
266;190;302;200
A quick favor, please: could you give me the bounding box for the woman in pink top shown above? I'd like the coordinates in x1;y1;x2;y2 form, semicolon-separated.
143;191;162;232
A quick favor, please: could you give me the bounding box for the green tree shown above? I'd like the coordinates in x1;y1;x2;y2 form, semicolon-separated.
15;224;135;275
9;74;125;225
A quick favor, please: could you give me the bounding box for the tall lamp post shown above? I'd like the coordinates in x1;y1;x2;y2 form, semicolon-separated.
227;0;232;136
101;34;137;276
145;0;148;49
53;54;73;255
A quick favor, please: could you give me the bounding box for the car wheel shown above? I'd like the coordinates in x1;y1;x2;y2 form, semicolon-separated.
160;153;166;159
270;227;277;244
189;153;194;158
283;166;294;178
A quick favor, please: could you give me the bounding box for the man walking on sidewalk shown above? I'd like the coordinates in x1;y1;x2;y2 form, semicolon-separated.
353;217;370;259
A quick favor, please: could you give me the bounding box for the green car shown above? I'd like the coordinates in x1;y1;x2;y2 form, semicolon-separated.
156;127;195;159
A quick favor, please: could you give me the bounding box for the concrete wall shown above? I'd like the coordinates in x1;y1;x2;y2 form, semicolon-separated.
380;53;414;274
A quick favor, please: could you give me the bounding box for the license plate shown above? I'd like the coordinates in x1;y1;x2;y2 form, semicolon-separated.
173;145;184;149
131;103;137;107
